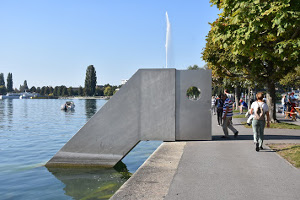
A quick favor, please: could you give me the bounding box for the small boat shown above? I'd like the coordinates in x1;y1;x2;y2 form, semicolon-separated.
19;92;38;99
0;93;22;99
61;101;75;111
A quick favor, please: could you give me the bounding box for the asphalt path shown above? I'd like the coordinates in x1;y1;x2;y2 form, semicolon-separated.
111;113;300;200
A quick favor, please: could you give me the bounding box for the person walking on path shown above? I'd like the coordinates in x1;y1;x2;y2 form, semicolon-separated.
250;92;270;152
222;94;238;138
281;94;287;115
224;89;235;110
216;94;224;126
211;96;216;115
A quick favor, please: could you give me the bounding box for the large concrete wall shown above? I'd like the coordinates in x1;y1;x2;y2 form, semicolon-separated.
46;68;211;167
176;70;212;140
46;69;176;167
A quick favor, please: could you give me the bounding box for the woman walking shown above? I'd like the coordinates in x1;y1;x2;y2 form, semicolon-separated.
250;92;270;151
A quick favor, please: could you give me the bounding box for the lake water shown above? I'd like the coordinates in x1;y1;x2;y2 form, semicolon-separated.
0;99;162;200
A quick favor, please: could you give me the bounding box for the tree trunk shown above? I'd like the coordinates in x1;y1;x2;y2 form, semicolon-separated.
247;86;251;109
235;86;241;110
266;81;277;123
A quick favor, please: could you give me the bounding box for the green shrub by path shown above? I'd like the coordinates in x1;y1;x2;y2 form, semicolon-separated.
241;121;300;129
268;144;300;168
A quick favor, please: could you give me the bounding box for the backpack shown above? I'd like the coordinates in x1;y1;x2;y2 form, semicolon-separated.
254;102;265;120
217;99;224;108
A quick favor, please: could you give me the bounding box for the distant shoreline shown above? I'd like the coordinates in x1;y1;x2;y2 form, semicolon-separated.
59;96;110;100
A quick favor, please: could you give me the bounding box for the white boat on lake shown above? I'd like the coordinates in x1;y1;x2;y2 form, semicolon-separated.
19;92;39;99
61;101;75;111
0;93;22;99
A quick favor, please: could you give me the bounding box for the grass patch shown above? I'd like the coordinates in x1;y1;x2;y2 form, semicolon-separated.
241;121;300;129
233;114;246;118
267;144;300;168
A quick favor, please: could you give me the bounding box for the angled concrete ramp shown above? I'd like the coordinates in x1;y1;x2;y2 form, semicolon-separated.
46;69;211;167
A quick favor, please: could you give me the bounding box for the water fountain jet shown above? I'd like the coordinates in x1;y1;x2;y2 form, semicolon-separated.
165;11;171;68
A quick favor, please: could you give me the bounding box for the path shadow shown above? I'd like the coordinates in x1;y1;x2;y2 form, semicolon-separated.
212;135;300;141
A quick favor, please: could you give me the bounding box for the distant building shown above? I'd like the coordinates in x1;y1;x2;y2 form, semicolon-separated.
121;80;128;85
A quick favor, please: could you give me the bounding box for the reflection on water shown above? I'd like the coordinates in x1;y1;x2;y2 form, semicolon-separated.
47;162;130;200
85;99;97;119
0;100;4;124
7;99;13;126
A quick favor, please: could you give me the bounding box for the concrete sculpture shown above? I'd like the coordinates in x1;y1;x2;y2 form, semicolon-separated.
46;69;211;167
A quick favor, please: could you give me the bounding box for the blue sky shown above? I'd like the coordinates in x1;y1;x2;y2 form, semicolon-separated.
0;0;220;88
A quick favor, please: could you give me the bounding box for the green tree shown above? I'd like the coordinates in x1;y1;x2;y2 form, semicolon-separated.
45;86;50;95
202;0;300;122
0;73;5;86
84;65;97;96
49;86;54;94
186;86;200;100
187;65;200;70
20;80;29;92
36;87;41;94
280;66;300;88
68;87;73;96
95;86;104;96
0;85;7;95
30;86;37;93
40;86;46;95
6;73;13;92
53;86;59;96
61;86;68;96
24;80;29;91
104;86;113;96
78;86;84;96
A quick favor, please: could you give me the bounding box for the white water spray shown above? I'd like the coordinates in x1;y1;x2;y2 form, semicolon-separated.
165;11;171;68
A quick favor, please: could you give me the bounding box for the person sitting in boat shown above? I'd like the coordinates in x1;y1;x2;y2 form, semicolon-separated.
63;103;68;111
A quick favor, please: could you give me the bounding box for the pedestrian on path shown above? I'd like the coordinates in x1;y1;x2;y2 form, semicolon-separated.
239;99;248;114
224;89;235;110
211;96;216;115
221;94;238;138
250;92;270;152
281;94;287;115
216;94;224;126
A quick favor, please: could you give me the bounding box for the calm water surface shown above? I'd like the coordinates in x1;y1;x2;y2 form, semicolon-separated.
0;99;162;200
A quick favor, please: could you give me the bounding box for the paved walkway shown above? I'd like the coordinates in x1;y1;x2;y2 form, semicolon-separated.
111;113;300;200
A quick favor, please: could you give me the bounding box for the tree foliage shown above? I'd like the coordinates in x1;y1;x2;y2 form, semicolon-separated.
78;86;84;96
104;86;113;96
280;66;300;88
84;65;97;96
186;86;200;99
6;73;13;92
68;87;73;96
0;73;5;86
203;0;300;121
30;86;36;93
19;80;29;92
187;65;200;70
0;85;7;95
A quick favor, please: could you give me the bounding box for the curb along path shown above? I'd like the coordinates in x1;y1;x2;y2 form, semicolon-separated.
111;142;186;200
